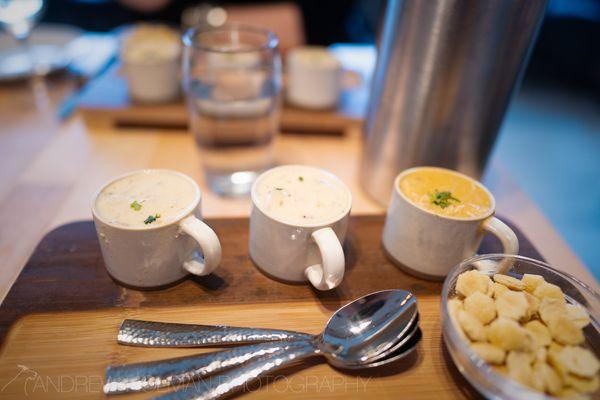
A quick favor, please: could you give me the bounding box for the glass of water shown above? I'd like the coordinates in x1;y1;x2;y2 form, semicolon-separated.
182;24;281;196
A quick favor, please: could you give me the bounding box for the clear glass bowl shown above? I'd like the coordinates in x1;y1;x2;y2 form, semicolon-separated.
441;254;600;400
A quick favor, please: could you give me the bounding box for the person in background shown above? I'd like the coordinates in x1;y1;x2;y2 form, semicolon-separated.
40;0;600;94
41;0;381;52
118;0;172;13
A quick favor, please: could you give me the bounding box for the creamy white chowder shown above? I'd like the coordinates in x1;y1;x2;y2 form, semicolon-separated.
95;170;197;229
254;165;350;225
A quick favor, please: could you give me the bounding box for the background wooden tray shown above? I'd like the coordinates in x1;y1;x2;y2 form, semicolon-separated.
74;45;374;134
76;65;361;134
0;216;542;399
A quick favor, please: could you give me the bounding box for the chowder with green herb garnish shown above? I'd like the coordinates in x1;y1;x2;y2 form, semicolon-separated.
95;170;197;228
249;165;351;289
399;168;492;218
253;165;350;226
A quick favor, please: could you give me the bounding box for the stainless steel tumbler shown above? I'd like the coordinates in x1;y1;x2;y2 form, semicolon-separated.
360;0;547;204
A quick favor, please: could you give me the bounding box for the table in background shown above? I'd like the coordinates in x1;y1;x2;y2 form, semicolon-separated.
0;70;595;305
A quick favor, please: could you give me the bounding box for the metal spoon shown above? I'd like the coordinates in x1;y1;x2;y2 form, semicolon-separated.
151;327;422;400
118;290;416;362
154;290;418;400
104;341;301;394
117;319;313;347
105;290;417;396
340;311;420;368
104;310;420;394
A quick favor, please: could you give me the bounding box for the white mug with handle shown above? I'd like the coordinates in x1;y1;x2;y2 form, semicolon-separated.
382;167;519;280
248;165;352;290
92;169;221;288
286;46;343;110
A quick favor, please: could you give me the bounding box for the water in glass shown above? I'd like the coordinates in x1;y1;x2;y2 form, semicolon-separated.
183;25;281;196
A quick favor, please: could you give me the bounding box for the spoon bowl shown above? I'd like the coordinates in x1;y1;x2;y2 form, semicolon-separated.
334;317;421;370
321;289;417;365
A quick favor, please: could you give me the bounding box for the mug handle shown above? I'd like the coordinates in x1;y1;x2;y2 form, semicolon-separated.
304;227;345;291
179;215;222;276
480;216;519;274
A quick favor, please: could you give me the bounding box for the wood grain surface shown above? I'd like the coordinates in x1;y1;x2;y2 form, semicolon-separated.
0;298;479;400
0;215;542;345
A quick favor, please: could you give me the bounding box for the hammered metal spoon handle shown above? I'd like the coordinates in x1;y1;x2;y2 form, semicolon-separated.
118;319;313;347
104;340;298;395
155;340;319;400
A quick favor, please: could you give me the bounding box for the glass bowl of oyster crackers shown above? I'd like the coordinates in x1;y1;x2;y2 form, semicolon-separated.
442;254;600;400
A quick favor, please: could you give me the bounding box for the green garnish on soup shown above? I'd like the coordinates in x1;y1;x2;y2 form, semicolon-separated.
130;200;142;211
144;214;161;224
429;190;460;209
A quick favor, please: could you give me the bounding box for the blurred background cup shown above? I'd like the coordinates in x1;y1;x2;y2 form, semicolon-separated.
121;24;181;103
286;46;342;109
182;23;282;197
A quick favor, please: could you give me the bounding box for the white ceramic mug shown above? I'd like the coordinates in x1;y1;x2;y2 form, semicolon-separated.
91;170;222;288
120;25;181;103
248;165;352;290
382;167;518;280
286;46;342;109
123;59;180;103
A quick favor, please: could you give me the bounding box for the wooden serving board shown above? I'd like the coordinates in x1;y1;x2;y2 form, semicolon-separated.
0;216;542;399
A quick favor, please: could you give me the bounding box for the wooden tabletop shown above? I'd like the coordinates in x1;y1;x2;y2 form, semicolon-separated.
0;75;595;306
